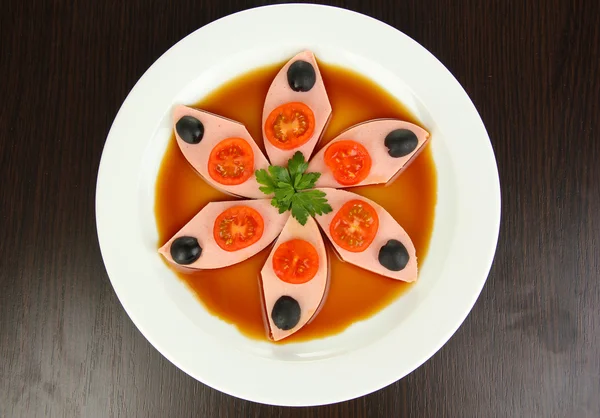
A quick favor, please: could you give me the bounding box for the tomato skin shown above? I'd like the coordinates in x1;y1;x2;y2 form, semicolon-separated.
213;206;264;251
272;239;320;284
264;102;315;150
329;199;379;252
208;138;254;185
324;140;372;186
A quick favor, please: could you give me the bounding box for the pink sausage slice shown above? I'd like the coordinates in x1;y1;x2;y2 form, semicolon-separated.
173;105;269;199
260;216;328;341
262;51;332;166
314;188;418;282
159;199;289;269
307;119;430;188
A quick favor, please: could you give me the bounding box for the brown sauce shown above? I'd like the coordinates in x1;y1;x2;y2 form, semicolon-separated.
154;62;437;343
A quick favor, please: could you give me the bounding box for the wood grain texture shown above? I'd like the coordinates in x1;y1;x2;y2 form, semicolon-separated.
1;0;599;417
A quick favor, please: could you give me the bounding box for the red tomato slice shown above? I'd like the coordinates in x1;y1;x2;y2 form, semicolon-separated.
272;239;320;284
324;140;372;186
264;102;315;150
329;199;379;252
213;206;264;251
208;137;254;185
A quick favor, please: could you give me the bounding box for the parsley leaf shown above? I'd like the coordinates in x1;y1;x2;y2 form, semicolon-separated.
255;169;276;194
288;151;309;184
295;172;321;190
292;190;333;218
271;197;291;214
274;183;295;205
255;153;331;225
290;199;309;225
268;165;291;185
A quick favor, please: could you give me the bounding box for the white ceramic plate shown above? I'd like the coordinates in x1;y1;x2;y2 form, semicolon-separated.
96;4;500;406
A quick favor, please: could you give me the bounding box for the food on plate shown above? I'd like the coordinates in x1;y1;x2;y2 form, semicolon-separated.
272;239;320;284
207;138;255;185
328;198;379;252
159;199;289;269
156;54;436;342
173;105;270;198
255;151;332;226
262;50;332;166
314;188;418;282
213;206;265;251
307;119;429;187
324;141;372;186
260;216;328;341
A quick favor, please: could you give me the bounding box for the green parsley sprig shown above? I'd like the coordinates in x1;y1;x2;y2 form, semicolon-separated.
255;152;333;225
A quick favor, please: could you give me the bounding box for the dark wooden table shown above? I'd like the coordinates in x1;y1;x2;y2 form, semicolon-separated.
2;0;599;417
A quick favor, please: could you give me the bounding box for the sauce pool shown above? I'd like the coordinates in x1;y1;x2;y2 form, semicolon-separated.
154;62;437;343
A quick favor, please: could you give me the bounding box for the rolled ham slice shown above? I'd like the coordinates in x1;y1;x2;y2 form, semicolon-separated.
173;105;269;199
260;216;328;341
314;188;418;282
159;199;288;269
308;119;429;188
262;51;332;166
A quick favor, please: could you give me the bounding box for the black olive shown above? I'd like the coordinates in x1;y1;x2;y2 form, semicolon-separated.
378;239;409;271
176;116;204;144
271;296;301;330
384;129;418;158
287;60;316;92
170;236;202;265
